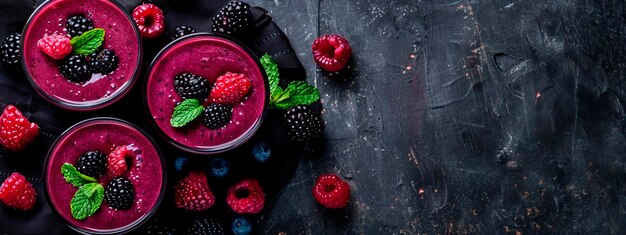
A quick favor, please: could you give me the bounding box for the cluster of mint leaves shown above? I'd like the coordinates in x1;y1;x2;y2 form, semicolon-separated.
61;163;104;220
260;54;320;109
70;28;105;55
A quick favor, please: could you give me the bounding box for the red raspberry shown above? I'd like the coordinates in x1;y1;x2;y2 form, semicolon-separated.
106;145;132;178
0;105;39;152
311;34;352;72
312;174;350;209
226;178;265;214
36;32;72;60
209;72;252;105
174;171;215;211
0;172;37;210
132;3;165;39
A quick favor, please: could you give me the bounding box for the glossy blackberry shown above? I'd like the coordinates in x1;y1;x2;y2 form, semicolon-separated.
105;177;135;210
66;15;94;37
59;54;92;83
202;103;232;129
285;105;324;141
76;151;107;178
173;25;197;39
174;73;210;100
0;33;21;67
89;49;118;74
211;1;251;36
188;218;225;235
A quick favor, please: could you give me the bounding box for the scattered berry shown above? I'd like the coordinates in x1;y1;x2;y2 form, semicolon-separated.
59;54;92;83
174;156;189;172
284;105;324;141
188;218;225;235
201;103;232;129
132;3;165;39
0;105;39;152
175;171;215;211
312;174;350;209
0;172;37;210
105;177;135;210
226;178;265;214
65;15;94;37
210;158;229;178
174;73;210;100
89;49;118;74
76;151;107;178
209;72;251;105
145;219;176;235
106;145;132;178
173;25;197;39
251;142;271;162
211;1;251;36
311;34;352;72
37;32;72;60
0;33;21;67
231;217;252;235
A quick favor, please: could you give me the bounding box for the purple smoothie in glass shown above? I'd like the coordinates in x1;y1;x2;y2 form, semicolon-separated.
145;33;268;154
21;0;141;110
45;118;164;234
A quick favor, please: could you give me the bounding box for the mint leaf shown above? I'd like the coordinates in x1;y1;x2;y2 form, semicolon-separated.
170;99;204;127
260;54;280;96
70;182;104;220
272;81;320;109
61;163;97;187
70;28;105;55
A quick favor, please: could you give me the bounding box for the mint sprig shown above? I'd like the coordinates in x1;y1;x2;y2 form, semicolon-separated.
260;54;320;109
260;54;280;95
61;163;97;187
70;28;105;55
170;99;205;127
70;182;104;220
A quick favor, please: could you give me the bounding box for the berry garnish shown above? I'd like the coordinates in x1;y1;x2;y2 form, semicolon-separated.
209;72;251;105
106;145;132;178
201;103;232;129
66;15;94;38
104;177;134;210
173;25;197;39
132;3;165;39
76;151;107;178
175;171;215;211
211;1;251;36
231;216;252;235
0;33;21;67
210;158;229;178
312;174;350;209
0;105;39;152
37;32;72;60
0;172;37;210
311;34;352;72
226;178;265;214
188;218;225;235
174;73;210;100
89;49;118;74
59;54;92;83
284;105;324;141
260;54;321;109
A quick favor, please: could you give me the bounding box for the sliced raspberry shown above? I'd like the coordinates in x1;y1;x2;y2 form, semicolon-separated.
106;145;133;178
174;171;215;211
226;178;265;214
311;34;352;72
36;32;72;60
312;174;350;209
132;3;165;39
209;72;251;105
0;105;39;152
0;172;37;210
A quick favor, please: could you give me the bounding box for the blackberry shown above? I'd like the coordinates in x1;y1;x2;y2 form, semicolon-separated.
59;54;92;83
104;177;135;210
284;105;324;141
76;151;107;178
89;49;118;74
202;103;232;129
174;73;210;100
173;25;197;39
145;219;176;235
0;33;21;67
188;218;225;235
211;1;251;36
66;15;94;37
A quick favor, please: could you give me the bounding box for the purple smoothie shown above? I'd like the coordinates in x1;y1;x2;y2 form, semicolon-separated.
146;34;267;153
45;118;164;234
22;0;141;110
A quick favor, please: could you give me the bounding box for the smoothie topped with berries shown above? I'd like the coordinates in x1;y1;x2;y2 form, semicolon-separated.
21;0;141;110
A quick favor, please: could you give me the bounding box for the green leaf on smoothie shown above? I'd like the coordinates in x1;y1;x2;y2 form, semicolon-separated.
61;163;97;188
260;54;280;96
271;81;320;109
170;98;205;128
70;182;104;220
70;28;105;55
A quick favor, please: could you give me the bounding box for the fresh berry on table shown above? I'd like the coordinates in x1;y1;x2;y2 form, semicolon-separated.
175;171;215;211
0;33;21;67
188;218;225;235
209;72;251;105
312;173;350;209
174;25;197;39
132;3;165;39
104;177;135;210
65;15;94;37
226;178;265;214
0;172;37;210
202;103;233;130
0;105;39;152
251;142;271;162
145;219;176;235
106;145;132;178
231;216;252;235
284;105;325;141
59;54;91;83
210;158;230;178
311;34;352;72
76;151;107;178
211;1;251;36
89;49;119;74
37;32;72;60
174;72;210;100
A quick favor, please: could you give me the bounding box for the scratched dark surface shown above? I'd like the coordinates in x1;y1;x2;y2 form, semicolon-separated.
1;0;626;234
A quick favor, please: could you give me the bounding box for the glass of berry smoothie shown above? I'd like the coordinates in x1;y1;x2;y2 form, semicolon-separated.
144;33;268;154
21;0;142;111
44;118;165;234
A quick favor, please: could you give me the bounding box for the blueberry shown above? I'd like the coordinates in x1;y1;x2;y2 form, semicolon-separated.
174;156;189;172
210;158;229;178
231;216;252;235
252;142;271;162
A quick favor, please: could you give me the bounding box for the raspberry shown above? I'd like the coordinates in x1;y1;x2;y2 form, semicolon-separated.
211;1;251;36
65;15;94;37
226;179;265;214
173;25;197;40
209;72;251;105
188;218;225;235
106;145;132;178
0;172;37;210
312;174;350;209
284;105;324;141
104;177;135;210
132;3;165;39
311;34;352;72
174;73;210;100
76;151;107;178
0;33;21;67
231;216;252;235
37;32;72;60
59;54;92;83
0;105;39;152
89;49;119;74
201;103;232;129
175;171;215;211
